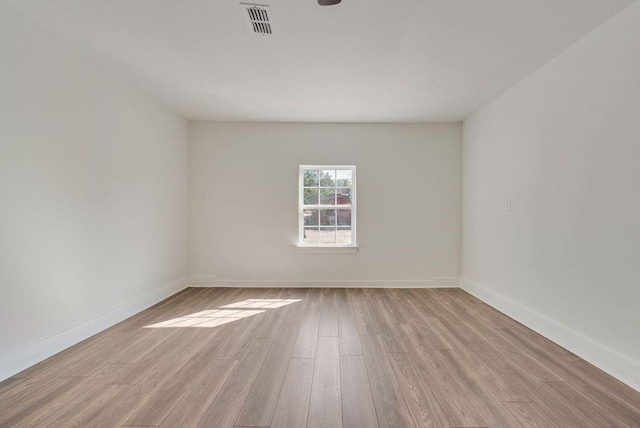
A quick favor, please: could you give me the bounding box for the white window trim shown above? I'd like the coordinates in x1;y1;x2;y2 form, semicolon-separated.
297;165;358;252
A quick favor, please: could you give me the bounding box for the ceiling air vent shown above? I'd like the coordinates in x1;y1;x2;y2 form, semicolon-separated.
241;3;272;35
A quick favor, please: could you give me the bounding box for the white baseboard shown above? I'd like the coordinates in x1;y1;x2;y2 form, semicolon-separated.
460;277;640;393
433;277;461;288
189;276;460;289
0;277;188;382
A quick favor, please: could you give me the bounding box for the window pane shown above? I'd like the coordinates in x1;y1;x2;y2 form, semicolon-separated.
303;209;318;226
304;188;318;205
319;188;336;205
336;170;352;187
319;170;335;187
337;227;352;244
320;209;336;225
303;228;319;244
336;188;351;205
303;170;319;186
320;227;336;244
337;209;351;226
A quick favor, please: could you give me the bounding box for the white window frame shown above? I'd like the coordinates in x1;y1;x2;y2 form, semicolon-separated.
298;165;357;252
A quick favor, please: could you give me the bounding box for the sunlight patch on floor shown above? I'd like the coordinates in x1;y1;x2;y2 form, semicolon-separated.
220;299;302;309
144;299;301;328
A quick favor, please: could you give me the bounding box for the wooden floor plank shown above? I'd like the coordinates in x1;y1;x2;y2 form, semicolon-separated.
159;359;237;427
542;380;629;427
434;307;489;344
467;338;600;427
433;349;524;427
46;384;130;427
196;337;273;428
503;401;555;428
282;289;308;325
125;353;225;426
348;288;376;335
387;352;449;428
0;377;84;427
502;325;580;363
108;327;218;385
84;359;185;427
466;340;538;402
318;289;339;337
255;289;289;338
271;358;315;428
366;294;408;353
340;355;378;428
13;364;129;427
481;327;565;382
211;311;268;360
400;328;487;427
569;360;640;412
0;377;26;398
500;328;640;426
10;330;125;380
109;329;179;364
235;322;301;427
19;330;130;381
292;301;321;358
360;335;414;428
308;337;342;428
337;289;363;356
405;289;443;317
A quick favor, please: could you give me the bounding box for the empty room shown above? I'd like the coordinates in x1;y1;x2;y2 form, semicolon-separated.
1;0;639;427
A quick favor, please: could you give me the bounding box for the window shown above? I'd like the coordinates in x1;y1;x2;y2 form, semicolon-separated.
299;165;356;248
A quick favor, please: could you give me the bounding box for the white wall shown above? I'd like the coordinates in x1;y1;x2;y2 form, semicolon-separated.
0;3;189;379
462;2;640;390
189;122;461;286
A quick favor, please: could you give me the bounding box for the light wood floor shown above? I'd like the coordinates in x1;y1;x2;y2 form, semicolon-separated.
1;288;640;427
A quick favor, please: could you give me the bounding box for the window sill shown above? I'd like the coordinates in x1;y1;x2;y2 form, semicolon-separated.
296;245;359;254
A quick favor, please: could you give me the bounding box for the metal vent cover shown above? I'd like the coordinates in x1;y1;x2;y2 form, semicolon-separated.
241;3;272;35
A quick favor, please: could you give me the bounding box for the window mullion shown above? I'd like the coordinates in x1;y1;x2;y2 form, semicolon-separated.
302;205;351;209
333;180;338;245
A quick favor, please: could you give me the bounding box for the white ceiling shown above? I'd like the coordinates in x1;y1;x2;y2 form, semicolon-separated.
5;0;633;122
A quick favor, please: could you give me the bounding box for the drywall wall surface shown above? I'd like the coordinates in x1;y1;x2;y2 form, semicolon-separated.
462;3;640;390
189;121;462;285
0;3;189;378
